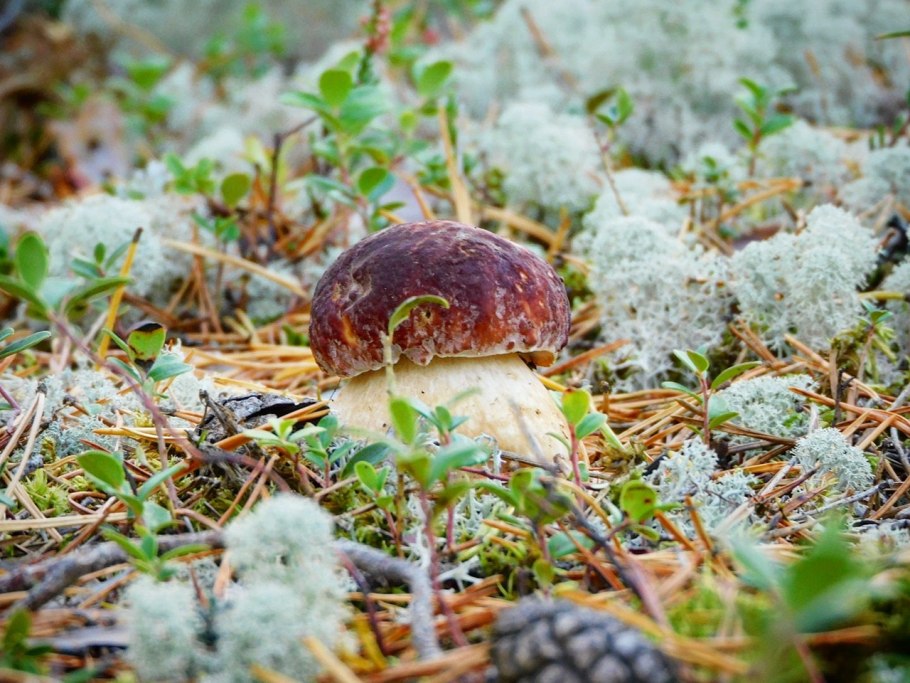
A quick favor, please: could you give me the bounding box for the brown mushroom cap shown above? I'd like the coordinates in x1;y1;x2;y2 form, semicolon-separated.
309;220;571;378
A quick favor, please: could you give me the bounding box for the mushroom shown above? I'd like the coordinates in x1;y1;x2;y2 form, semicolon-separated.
308;220;572;464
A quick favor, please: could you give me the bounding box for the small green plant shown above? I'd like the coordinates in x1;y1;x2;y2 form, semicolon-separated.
202;3;286;81
615;476;684;543
733;77;796;174
588;86;635;133
733;520;880;680
107;55;175;138
69;239;132;281
0;232;129;323
77;449;200;580
165;154;217;197
77;450;207;581
550;389;606;484
0;325;52;415
281;53;452;229
0;609;52;675
382;294;450;393
244;414;356;486
0;327;51;361
478;467;575;586
831;301;897;388
165;152;251;244
662;348;758;444
104;322;193;398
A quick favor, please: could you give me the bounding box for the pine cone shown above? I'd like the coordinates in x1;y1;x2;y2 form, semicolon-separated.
490;598;678;683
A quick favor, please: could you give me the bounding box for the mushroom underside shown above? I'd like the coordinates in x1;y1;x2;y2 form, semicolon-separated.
329;354;570;463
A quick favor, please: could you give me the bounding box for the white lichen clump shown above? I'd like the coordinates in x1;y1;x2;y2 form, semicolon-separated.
718;374;814;439
484;102;601;212
126;494;348;683
62;0;366;61
646;438;758;534
214;494;349;681
882;261;910;358
730;205;877;350
126;577;205;681
36;194;200;304
579;214;730;390
0;368;144;463
756;120;850;193
440;0;909;162
590;169;687;228
792;428;873;492
842;146;910;211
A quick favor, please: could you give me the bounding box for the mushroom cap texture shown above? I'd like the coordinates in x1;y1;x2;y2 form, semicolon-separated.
309;220;571;378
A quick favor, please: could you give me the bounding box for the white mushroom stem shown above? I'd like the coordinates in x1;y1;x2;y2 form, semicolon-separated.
330;354;570;464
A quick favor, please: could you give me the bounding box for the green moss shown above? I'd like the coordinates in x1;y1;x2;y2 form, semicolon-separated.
23;470;71;517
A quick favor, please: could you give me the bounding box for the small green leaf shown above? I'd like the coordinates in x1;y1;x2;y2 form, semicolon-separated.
575;412;607;439
738;77;765;99
428;439;487;485
78;451;125;491
101;527;148;561
0;330;51;359
661;381;702;401
15;233;48;291
341;442;390;478
126;322;166;361
147;352;192;383
673;349;709;375
221;173;251;208
141;500;172;533
164;153;186;177
877;29;910;39
708;411;740;430
548;530;594;559
0;274;49;316
471;481;518;508
619;479;659;523
319;69;354;108
398;450;432;489
601;422;626;453
2;609;31;650
357;167;394;202
108;357;141;383
159;543;211;561
137;462;187;500
731;535;781;591
64;276;131;318
759;113;795;137
387;295;450;337
124;56;171;91
532;558;556;585
783;523;871;632
416;60;453;98
433;480;472;511
280;90;331;114
355;461;379;491
707;394;734;421
339;85;388;134
70;257;103;279
733;118;753;141
389;397;420;445
585;87;617;115
614;88;635;123
710;361;761;390
561;389;591;426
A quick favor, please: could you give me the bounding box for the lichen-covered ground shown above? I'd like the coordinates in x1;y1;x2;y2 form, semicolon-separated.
0;2;909;681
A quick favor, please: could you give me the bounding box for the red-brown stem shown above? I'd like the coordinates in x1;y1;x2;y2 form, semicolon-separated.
418;489;468;647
